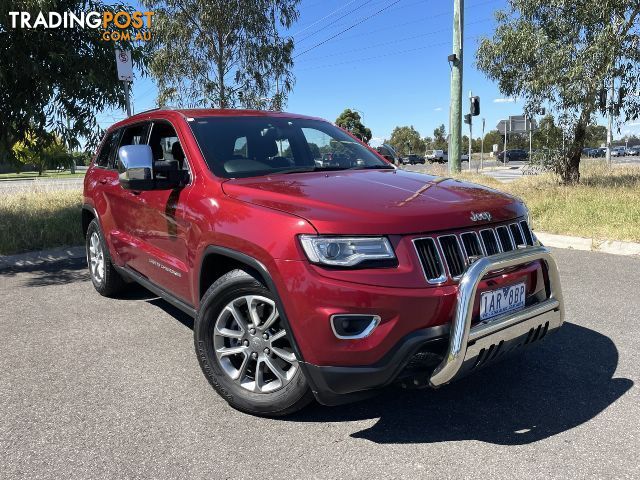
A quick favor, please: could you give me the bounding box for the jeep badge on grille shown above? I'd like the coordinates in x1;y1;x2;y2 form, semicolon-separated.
470;211;492;222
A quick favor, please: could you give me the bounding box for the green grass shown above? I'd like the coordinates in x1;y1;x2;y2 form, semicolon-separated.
0;170;86;180
0;190;83;255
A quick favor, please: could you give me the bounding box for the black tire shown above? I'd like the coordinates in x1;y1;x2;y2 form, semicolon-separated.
85;219;125;297
194;269;313;416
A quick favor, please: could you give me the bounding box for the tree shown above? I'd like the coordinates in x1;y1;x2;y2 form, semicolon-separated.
389;126;425;156
532;114;564;150
143;0;299;110
0;1;148;160
335;109;372;143
12;132;68;175
585;125;607;147
483;130;503;153
477;0;640;183
432;124;447;150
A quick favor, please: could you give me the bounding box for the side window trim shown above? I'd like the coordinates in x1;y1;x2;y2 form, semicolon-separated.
147;118;193;181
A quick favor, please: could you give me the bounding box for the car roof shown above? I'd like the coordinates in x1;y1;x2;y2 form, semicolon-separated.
108;108;326;131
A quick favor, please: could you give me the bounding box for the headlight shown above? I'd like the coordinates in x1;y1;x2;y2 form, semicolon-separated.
299;235;395;267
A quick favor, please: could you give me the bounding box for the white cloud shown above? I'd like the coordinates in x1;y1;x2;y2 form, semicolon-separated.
434;107;443;111
494;98;517;103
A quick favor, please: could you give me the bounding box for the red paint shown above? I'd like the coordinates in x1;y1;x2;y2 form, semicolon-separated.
84;109;541;367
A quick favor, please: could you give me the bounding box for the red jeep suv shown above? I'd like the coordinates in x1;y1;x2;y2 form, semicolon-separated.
83;109;564;416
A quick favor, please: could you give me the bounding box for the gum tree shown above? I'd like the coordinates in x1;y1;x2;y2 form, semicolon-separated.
335;109;372;143
477;0;640;184
143;0;299;110
0;1;148;160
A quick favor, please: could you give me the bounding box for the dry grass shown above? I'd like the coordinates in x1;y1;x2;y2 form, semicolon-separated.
0;189;83;255
454;162;640;243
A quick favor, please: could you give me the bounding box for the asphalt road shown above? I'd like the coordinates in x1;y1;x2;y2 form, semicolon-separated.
1;248;638;479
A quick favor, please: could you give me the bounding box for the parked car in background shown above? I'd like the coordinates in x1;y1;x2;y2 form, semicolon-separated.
611;147;626;157
426;150;447;163
402;154;425;165
497;149;528;163
376;143;401;165
626;146;640;156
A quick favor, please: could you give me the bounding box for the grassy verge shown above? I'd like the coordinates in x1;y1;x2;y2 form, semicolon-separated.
455;162;640;243
0;190;83;255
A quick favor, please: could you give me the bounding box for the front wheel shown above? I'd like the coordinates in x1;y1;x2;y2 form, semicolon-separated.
86;219;125;296
194;270;313;416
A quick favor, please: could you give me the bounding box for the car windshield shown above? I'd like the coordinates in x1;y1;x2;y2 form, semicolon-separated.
188;116;391;178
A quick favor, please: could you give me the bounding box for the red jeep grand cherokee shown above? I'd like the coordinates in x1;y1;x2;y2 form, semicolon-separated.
83;109;564;416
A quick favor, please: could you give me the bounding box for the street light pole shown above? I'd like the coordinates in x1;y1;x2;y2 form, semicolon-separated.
448;0;464;174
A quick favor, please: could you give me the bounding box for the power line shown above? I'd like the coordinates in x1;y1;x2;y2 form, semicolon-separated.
295;0;382;44
292;0;362;37
294;0;403;58
295;35;480;71
295;18;491;64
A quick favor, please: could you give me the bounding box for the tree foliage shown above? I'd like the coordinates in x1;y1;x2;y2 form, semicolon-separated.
335;109;372;143
432;124;447;150
143;0;299;110
389;126;425;156
0;1;148;160
476;0;640;183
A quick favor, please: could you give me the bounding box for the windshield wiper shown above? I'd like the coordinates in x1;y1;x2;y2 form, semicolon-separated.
348;164;395;170
277;166;348;174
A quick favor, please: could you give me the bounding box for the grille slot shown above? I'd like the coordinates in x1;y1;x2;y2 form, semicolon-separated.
520;221;535;246
414;238;446;283
480;229;500;255
460;232;484;260
496;226;514;252
509;223;525;247
439;235;466;277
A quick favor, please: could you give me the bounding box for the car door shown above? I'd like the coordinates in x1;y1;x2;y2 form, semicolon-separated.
121;120;194;302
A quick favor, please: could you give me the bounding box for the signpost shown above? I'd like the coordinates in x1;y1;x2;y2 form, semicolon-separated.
115;49;133;117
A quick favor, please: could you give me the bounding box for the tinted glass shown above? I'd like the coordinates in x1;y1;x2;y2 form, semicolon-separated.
95;130;120;168
189;116;390;178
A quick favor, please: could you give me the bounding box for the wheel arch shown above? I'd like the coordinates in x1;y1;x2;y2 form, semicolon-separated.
81;204;98;238
197;245;308;365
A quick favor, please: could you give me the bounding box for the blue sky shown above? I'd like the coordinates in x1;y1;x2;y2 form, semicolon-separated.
100;0;636;143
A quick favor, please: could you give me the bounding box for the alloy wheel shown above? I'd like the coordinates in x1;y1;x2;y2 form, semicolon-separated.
88;231;105;283
213;295;298;393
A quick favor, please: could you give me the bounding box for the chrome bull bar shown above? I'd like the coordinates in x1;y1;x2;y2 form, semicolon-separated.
429;246;565;387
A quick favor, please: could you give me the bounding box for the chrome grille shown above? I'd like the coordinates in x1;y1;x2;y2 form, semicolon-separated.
496;226;514;252
414;220;536;284
439;235;466;278
413;238;446;284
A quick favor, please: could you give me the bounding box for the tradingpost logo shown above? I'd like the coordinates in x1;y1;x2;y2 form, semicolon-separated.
8;10;154;41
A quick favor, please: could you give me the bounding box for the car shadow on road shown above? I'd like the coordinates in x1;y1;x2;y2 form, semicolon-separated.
287;323;632;446
0;258;89;287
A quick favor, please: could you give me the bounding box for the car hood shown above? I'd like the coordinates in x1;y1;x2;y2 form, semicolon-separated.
221;169;526;235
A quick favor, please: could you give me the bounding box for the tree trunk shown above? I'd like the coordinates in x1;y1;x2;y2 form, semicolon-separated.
558;113;589;185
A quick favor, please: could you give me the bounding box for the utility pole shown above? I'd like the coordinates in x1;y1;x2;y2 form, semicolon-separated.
606;76;614;166
480;117;485;170
448;0;464;174
468;91;473;171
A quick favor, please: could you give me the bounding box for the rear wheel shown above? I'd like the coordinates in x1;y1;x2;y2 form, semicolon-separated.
194;270;313;416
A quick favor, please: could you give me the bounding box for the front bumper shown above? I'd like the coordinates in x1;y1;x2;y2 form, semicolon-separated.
301;246;564;405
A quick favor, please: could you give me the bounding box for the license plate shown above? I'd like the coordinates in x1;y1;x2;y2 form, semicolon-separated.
480;282;526;321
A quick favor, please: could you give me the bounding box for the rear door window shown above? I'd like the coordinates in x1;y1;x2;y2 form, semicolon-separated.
95;130;121;168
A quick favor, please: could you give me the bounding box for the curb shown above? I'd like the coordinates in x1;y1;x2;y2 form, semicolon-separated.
0;246;85;271
535;232;640;257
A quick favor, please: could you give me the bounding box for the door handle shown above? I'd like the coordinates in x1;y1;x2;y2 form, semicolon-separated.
99;179;107;184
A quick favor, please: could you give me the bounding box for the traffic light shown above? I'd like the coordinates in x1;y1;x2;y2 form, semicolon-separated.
599;88;607;112
470;96;480;116
464;114;471;125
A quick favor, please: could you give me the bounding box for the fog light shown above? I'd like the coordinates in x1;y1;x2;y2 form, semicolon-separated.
330;314;380;339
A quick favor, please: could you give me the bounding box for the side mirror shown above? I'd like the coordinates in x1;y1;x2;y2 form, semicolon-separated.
118;145;155;190
118;145;188;191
